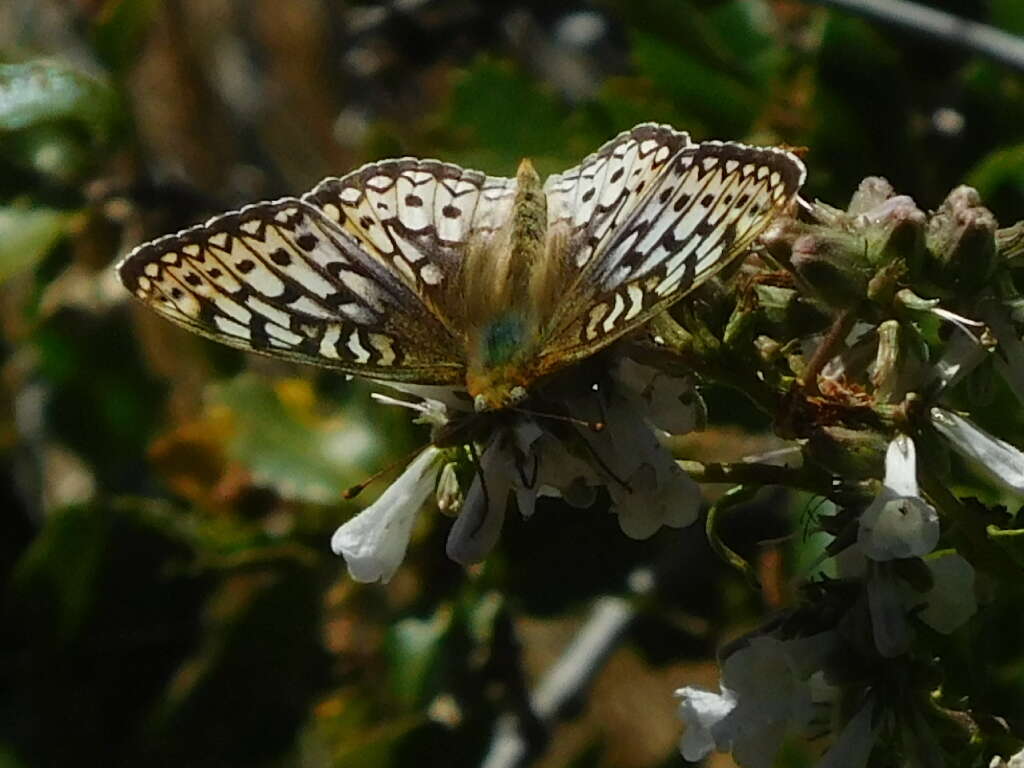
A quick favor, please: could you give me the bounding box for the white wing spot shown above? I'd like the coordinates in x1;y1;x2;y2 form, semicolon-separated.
420;263;443;285
602;293;626;332
625;284;644;320
319;325;341;359
370;333;396;365
215;315;250;339
347;330;370;363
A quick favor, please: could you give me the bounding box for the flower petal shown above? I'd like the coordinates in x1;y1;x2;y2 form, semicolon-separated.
931;408;1024;494
813;700;877;768
445;437;513;565
917;552;977;634
857;490;939;561
867;562;912;657
676;685;737;761
883;434;918;498
331;446;441;583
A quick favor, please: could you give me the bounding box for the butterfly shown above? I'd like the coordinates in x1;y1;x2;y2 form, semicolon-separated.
117;123;806;411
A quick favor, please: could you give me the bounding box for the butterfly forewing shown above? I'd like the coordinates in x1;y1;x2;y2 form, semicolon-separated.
536;127;806;369
302;158;517;331
544;124;693;269
117;198;465;383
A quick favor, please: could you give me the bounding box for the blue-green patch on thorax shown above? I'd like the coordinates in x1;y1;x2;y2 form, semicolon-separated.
480;314;527;368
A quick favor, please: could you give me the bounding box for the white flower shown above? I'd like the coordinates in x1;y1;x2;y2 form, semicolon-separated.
857;435;939;561
576;373;702;538
676;634;836;767
866;561;912;657
612;357;703;434
930;407;1024;494
331;446;443;583
677;685;736;762
445;434;515;565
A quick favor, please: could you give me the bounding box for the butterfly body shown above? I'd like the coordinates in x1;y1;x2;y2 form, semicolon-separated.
117;124;807;410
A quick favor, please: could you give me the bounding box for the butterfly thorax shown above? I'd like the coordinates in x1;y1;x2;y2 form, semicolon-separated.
465;158;550;411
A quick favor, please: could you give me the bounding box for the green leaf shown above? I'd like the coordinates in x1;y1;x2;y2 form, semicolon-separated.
987;525;1024;568
213;374;384;504
386;607;454;709
629;29;757;137
90;0;161;74
0;60;119;142
446;58;571;175
0;205;72;284
966;143;1024;202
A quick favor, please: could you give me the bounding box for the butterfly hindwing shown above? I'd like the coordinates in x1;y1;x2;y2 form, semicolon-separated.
537;126;806;369
117;198;465;383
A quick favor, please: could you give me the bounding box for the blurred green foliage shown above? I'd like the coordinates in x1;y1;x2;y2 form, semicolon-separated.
1;1;1023;767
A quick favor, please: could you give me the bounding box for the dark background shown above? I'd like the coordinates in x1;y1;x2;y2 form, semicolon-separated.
1;1;1023;766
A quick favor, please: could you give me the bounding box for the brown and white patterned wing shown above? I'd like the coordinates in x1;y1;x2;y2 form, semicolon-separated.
117;198;465;383
537;126;806;369
303;159;517;330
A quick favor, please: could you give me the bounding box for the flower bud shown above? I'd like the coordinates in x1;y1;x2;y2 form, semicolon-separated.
435;461;463;515
760;216;807;264
858;195;926;268
791;231;873;308
847;176;896;216
871;320;927;403
923;185;997;290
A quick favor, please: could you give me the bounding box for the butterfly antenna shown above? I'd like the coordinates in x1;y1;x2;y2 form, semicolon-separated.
343;443;428;500
510;407;605;432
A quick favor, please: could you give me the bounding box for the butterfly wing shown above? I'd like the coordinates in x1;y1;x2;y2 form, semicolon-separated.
536;123;806;370
118;199;456;382
118;159;519;384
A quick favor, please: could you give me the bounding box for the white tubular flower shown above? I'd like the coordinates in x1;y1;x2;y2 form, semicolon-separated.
676;685;736;762
867;561;912;658
676;634;835;767
930;407;1024;495
331;446;443;583
857;435;939;561
446;436;514;566
583;385;701;539
612;357;703;434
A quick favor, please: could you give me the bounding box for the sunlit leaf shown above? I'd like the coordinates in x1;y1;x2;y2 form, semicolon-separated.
386;607;454;709
0;60;119;142
212;374;384;504
0;205;72;284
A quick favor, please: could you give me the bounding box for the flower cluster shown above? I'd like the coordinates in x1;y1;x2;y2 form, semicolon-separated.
331;176;1024;766
331;356;704;583
672;180;1024;765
